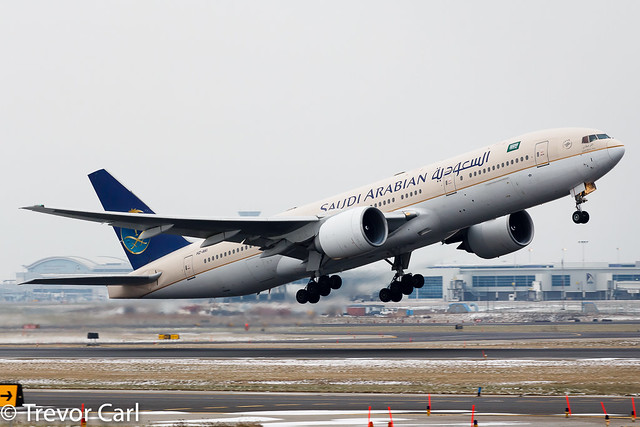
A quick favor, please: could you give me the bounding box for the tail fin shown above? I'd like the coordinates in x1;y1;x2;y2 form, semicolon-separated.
88;169;190;270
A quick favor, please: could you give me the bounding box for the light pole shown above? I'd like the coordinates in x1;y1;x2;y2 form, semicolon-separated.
561;248;567;310
578;240;589;267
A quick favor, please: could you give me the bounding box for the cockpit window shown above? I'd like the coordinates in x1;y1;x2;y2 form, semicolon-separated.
583;133;611;143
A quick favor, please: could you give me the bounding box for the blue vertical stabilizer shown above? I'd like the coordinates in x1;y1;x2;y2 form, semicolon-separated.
88;169;190;270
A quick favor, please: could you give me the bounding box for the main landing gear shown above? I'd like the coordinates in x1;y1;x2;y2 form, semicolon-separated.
378;252;424;302
296;275;342;304
378;272;424;303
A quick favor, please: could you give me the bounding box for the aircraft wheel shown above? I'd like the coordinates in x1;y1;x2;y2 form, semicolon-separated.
391;290;403;302
412;274;424;288
307;281;319;295
308;292;320;304
390;280;402;294
572;211;583;224
319;283;331;297
580;211;590;223
401;282;413;295
296;289;309;304
329;275;342;290
379;288;392;303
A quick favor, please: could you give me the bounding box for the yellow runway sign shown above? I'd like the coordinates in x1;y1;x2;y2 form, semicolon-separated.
0;384;23;407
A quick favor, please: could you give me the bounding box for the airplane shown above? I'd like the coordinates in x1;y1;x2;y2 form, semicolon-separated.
21;128;624;304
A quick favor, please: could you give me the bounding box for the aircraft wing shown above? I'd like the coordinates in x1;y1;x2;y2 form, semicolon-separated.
22;205;418;259
21;205;321;248
19;272;162;286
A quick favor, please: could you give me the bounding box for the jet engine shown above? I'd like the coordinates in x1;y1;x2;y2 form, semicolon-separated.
315;206;388;259
463;210;534;259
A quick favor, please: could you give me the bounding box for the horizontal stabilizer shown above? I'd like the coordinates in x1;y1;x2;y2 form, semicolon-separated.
19;272;162;286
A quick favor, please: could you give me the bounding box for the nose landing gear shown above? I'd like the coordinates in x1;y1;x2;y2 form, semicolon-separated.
571;182;596;224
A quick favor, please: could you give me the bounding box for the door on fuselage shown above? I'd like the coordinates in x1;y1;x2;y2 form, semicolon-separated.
444;174;457;195
183;255;195;279
535;141;550;167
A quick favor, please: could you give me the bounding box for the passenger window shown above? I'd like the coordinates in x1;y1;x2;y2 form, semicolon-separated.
526;155;529;160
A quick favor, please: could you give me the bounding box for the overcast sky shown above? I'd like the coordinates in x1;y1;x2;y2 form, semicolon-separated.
1;1;638;281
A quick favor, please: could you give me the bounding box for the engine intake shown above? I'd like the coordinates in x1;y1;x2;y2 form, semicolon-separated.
315;207;388;259
464;210;534;259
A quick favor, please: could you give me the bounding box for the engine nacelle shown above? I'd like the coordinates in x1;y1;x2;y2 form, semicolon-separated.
315;206;388;259
465;210;534;259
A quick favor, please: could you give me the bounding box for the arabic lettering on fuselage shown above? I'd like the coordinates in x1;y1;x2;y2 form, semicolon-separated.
319;150;491;212
431;150;491;181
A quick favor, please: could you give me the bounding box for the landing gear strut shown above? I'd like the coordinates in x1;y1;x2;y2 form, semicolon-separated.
296;275;342;304
571;183;595;224
572;193;590;224
378;253;424;303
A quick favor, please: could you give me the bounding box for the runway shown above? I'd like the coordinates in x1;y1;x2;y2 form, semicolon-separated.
0;346;637;359
18;389;637;426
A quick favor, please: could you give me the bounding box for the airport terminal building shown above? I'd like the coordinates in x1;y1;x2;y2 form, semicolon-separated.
5;256;132;302
410;262;640;301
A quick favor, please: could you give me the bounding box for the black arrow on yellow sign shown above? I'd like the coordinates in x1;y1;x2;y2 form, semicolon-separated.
1;390;12;401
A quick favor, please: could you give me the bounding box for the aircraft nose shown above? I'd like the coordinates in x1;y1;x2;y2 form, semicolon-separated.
607;139;625;165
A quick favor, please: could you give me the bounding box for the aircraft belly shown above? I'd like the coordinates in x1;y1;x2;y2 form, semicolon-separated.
144;258;267;299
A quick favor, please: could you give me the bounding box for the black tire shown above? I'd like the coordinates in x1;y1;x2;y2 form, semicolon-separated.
580;211;590;224
412;274;424;288
329;275;342;290
296;289;309;304
319;283;331;297
318;275;330;286
390;280;402;294
307;281;319;295
400;274;414;295
391;290;403;302
401;282;414;295
379;288;392;302
572;211;582;224
308;292;320;304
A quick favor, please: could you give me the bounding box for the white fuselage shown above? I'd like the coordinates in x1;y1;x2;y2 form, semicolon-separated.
107;128;624;299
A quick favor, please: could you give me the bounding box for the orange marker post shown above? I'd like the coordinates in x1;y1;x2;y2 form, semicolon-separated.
471;404;475;427
565;395;572;417
81;403;86;427
427;394;431;416
368;405;373;427
388;406;393;427
632;397;636;422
